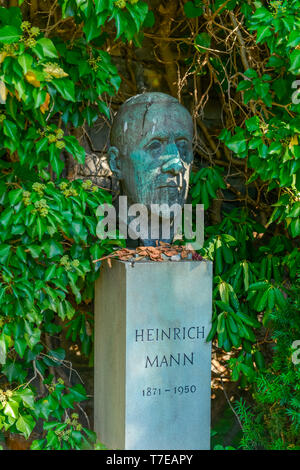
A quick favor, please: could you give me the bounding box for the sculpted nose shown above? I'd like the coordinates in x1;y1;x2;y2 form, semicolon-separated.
161;145;183;175
161;158;183;175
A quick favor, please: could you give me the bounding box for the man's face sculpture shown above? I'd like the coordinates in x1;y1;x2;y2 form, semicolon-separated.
109;93;193;213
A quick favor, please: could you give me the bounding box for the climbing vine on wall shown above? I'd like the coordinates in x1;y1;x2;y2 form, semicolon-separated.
0;0;148;450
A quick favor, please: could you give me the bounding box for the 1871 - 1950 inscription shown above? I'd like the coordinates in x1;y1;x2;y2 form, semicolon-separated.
133;324;206;400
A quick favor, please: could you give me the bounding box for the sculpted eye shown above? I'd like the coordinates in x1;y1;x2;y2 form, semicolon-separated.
146;140;162;152
176;139;187;147
176;138;188;149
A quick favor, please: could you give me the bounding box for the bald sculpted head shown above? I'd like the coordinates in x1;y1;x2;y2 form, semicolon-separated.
108;92;194;209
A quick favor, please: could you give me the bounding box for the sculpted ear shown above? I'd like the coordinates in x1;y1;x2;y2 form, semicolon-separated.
108;146;122;179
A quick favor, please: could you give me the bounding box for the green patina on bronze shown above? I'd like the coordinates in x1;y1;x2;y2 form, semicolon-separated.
108;92;194;244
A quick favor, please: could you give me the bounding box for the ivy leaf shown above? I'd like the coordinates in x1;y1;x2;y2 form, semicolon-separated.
245;116;260;132
68;384;87;402
17;388;35;409
33;38;58;59
36;217;46;241
36;137;49;154
0;25;21;43
4;399;19;419
244;69;257;79
111;9;128;39
256;25;272;43
61;393;75;409
95;0;113;14
49;348;65;361
288;202;300;218
28;245;42;258
83;13;99;41
195;32;211;50
8;188;23;205
237;80;252;91
32;88;47;109
16;414;36;439
143;10;155;28
0;208;13;227
52;79;75;102
71;430;83;445
289;50;300;75
17;54;33;74
43;240;63;258
49;143;64;176
0;244;11;264
46;430;60;448
84;428;97;442
127;2;148;31
290;218;300;238
44;263;57;281
184;1;203;18
2;362;27;383
14;337;27;358
251;7;273;22
64;136;85;164
287;30;300;48
43;421;62;431
24;328;41;350
0;6;22;27
98;101;110;119
3;120;18;140
226;130;247;156
110;74;121;92
30;440;44;450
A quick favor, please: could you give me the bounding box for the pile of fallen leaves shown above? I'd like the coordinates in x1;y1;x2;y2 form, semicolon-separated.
93;241;203;267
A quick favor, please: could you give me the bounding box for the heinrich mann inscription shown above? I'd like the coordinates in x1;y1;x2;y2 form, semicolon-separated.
134;325;205;369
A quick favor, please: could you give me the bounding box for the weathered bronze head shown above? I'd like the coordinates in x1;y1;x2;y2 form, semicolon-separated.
108;92;194;244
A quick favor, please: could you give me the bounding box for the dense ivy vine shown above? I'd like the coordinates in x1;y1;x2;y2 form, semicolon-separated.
0;0;148;450
185;0;300;390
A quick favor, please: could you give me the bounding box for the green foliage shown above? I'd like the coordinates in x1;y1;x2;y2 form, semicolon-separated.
213;444;236;450
30;380;97;450
184;1;203;19
0;7;121;171
211;407;241;450
0;378;97;449
60;0;149;43
218;0;300;239
0;178;112;368
0;0;145;449
198;207;271;381
234;278;300;450
199;207;298;385
0;386;36;439
189;0;300;437
187;0;300;388
190;166;226;210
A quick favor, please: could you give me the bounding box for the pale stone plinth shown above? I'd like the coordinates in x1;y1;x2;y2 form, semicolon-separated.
94;259;212;450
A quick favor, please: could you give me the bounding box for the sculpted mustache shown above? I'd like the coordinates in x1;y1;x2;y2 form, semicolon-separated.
156;176;186;188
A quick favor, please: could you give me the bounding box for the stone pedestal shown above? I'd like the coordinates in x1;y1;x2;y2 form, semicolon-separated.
94;259;212;450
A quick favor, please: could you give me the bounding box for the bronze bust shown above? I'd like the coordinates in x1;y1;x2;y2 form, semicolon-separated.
108;92;194;245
